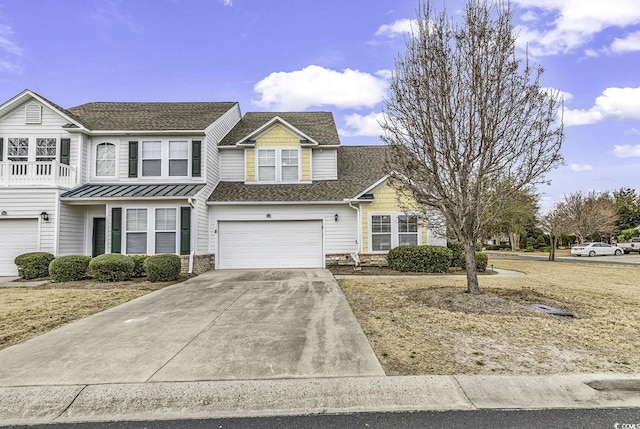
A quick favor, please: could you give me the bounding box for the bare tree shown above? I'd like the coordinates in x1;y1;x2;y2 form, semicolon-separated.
538;203;570;261
485;186;538;250
562;191;618;243
383;0;564;294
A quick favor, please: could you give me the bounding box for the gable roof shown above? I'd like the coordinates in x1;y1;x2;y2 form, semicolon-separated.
218;112;340;146
0;89;85;128
208;145;389;203
66;101;238;131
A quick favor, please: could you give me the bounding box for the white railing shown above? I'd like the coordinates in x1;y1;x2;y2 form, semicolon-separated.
0;161;77;188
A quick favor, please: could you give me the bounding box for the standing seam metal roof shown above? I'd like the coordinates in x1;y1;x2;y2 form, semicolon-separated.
60;184;205;199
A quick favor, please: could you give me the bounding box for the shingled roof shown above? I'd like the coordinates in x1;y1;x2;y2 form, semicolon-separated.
208;145;389;203
218;112;340;146
67;102;238;131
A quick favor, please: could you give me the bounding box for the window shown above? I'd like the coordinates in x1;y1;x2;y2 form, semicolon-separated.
36;138;56;161
370;213;421;252
169;141;188;176
398;215;419;246
281;149;299;181
257;149;276;181
155;208;176;253
8;138;28;161
256;148;299;182
371;215;392;251
142;141;161;176
96;143;116;176
126;209;147;254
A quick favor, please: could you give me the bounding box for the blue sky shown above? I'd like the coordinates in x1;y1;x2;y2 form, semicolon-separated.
0;0;639;211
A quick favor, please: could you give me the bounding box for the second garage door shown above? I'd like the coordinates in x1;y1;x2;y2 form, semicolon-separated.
0;218;39;276
217;220;323;269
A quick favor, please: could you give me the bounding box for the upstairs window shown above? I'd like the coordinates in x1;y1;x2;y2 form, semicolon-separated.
36;138;56;162
96;143;116;176
256;148;300;182
8;138;28;161
169;140;188;176
142;141;161;176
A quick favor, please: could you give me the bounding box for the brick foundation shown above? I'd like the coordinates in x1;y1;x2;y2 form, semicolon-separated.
179;254;215;275
325;253;388;268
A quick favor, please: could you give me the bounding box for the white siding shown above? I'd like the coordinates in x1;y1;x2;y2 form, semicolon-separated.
0;188;58;254
209;204;358;255
311;149;338;180
219;150;244;181
58;203;86;255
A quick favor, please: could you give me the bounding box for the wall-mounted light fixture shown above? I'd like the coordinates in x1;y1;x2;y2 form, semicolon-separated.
266;213;271;218
334;213;339;222
1;210;6;216
40;211;49;222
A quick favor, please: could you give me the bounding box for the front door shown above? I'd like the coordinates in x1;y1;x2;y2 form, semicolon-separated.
92;217;106;257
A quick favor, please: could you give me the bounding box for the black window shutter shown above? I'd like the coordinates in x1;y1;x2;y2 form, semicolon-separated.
0;138;3;161
192;140;201;177
60;138;71;165
180;207;191;255
128;141;138;177
111;208;122;253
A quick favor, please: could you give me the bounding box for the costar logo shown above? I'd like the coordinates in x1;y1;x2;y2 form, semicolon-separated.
615;424;640;429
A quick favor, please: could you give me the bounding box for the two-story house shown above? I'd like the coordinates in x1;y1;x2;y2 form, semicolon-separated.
0;90;445;276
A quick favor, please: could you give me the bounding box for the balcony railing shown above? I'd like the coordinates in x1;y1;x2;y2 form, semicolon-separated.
0;161;77;188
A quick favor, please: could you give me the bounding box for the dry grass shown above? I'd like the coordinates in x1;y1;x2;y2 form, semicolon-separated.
339;259;640;375
0;277;182;351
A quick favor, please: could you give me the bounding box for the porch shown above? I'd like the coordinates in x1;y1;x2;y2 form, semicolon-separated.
0;161;77;187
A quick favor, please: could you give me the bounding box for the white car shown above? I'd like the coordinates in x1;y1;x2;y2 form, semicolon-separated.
570;242;623;257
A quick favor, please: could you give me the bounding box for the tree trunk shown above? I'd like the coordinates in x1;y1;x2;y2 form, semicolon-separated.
509;231;520;251
549;236;556;261
464;240;481;295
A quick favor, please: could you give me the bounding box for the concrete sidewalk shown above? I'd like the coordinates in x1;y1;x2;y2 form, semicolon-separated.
2;374;640;426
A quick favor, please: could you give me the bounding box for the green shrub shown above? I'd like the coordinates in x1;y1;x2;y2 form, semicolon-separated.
485;245;501;251
143;254;182;282
525;245;535;252
14;252;55;279
128;255;149;278
49;255;91;282
387;245;453;273
447;241;465;268
460;251;489;272
540;246;551;253
89;253;134;282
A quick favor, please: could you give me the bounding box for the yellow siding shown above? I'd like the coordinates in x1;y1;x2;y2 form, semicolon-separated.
361;182;427;251
245;149;255;182
301;148;311;181
255;125;301;147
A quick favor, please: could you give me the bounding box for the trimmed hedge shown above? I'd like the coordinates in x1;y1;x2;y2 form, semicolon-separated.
460;251;489;272
387;245;453;273
89;253;134;282
14;252;55;280
129;255;149;278
447;241;465;268
143;254;182;282
49;255;91;282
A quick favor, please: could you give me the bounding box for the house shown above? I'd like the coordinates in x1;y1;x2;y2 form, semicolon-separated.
0;89;446;276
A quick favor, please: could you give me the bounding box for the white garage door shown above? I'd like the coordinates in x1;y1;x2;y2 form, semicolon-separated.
218;220;323;269
0;219;39;276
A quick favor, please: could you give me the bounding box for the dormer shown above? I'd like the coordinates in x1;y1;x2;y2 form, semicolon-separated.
218;112;340;184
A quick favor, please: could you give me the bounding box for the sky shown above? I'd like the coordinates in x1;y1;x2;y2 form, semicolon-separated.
0;0;639;212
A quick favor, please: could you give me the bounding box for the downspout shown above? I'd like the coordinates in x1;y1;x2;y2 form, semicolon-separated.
347;199;361;267
188;197;196;275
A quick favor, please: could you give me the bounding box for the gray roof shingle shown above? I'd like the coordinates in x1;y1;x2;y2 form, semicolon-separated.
218;112;340;146
61;184;205;199
208;145;389;203
67;102;238;131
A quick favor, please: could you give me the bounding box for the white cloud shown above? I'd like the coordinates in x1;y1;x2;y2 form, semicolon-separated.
253;65;389;110
375;19;417;38
613;144;640;158
512;0;640;56
0;24;22;72
564;87;640;126
625;127;640;136
222;0;233;6
339;112;384;137
569;163;593;172
611;30;640;53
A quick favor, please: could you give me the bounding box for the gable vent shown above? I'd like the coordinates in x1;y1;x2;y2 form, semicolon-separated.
25;102;42;124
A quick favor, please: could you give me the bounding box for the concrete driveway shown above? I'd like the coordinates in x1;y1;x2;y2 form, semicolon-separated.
0;269;384;387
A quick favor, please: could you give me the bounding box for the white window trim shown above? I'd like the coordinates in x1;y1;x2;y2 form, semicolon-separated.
122;205;182;255
168;140;190;177
368;212;422;253
94;142;118;178
255;147;301;183
136;139;193;179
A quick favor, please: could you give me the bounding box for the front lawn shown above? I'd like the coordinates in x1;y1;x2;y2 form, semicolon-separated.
0;277;183;351
340;259;640;375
